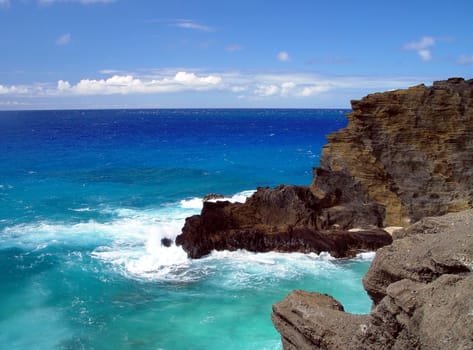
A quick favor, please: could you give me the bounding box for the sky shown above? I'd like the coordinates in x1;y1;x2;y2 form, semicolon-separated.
0;0;472;109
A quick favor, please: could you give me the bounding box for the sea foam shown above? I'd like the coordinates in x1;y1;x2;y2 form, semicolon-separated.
0;190;258;281
0;188;375;283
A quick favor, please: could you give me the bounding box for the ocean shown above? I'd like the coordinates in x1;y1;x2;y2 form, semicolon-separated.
0;109;374;350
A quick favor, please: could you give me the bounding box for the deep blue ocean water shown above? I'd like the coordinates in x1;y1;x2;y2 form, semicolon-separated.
0;109;374;350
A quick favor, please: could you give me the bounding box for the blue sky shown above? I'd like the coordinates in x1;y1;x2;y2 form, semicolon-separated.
0;0;472;109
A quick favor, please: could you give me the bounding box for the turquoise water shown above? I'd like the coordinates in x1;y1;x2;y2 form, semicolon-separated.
0;109;373;349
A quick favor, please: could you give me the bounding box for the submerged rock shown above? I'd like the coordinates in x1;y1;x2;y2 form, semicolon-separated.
272;209;473;349
160;237;173;247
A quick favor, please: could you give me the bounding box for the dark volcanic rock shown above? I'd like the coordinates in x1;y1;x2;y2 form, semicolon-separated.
176;78;473;258
176;185;390;258
272;209;473;350
203;193;225;201
160;237;173;247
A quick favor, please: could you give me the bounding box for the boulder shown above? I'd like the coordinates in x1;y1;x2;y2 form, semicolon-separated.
272;290;366;350
272;209;473;349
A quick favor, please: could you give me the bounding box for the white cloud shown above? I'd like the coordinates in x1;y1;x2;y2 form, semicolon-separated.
402;36;435;51
0;84;28;94
280;82;295;96
417;49;431;62
255;84;279;97
56;71;222;95
402;36;435;62
173;19;213;32
277;51;291;62
250;78;332;99
300;84;332;97
63;70;418;100
0;69;429;109
56;33;71;45
174;71;221;85
457;55;473;64
99;69;123;75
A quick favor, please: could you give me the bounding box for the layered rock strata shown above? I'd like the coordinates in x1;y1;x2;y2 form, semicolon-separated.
176;78;473;258
272;209;473;349
319;77;473;226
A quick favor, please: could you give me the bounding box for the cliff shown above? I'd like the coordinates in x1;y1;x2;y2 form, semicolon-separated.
176;78;473;258
319;77;473;226
272;209;473;349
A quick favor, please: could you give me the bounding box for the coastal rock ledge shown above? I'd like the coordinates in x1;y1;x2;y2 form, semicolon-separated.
272;209;473;349
176;77;473;258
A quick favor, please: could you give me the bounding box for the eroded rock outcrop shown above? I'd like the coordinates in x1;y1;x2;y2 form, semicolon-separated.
272;209;473;350
176;78;473;258
272;290;366;350
176;185;390;258
319;77;473;226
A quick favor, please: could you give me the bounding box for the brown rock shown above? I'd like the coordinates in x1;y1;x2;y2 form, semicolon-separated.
320;77;473;226
272;290;367;350
272;209;473;350
363;209;473;304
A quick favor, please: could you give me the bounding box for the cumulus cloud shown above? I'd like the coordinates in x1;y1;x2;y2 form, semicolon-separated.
248;73;331;98
402;36;435;62
0;84;28;94
277;51;291;62
55;33;71;45
56;71;222;95
173;19;213;32
0;69;427;108
457;55;473;65
250;78;331;99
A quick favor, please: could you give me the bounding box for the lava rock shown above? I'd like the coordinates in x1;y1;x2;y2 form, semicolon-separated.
272;209;473;349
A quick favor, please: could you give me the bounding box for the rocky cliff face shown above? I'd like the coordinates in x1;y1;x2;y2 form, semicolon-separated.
319;77;473;226
176;78;473;258
272;209;473;350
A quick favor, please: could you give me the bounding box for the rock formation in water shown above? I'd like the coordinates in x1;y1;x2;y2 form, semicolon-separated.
272;209;473;349
176;185;391;258
176;78;473;258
